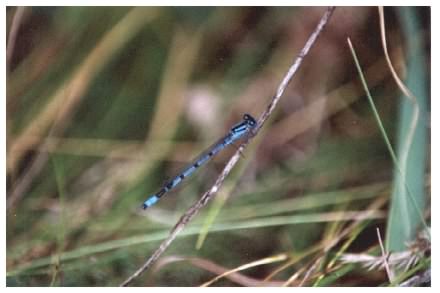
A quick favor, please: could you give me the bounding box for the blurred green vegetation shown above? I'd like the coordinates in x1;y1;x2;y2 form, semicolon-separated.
6;7;430;286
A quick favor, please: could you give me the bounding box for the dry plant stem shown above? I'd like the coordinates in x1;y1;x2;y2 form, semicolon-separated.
282;266;306;287
120;6;336;286
298;256;322;286
6;7;27;72
376;227;394;283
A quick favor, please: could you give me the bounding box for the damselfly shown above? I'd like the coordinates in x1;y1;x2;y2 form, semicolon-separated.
143;114;257;209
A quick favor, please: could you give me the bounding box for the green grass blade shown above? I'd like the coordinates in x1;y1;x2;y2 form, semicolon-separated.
385;7;429;251
347;36;429;253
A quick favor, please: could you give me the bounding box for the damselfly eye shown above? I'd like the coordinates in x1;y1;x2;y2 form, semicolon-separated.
243;114;256;126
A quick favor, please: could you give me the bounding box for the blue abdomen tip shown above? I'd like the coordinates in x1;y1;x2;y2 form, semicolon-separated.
143;196;159;209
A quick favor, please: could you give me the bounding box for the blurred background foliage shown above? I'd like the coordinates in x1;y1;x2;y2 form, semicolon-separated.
6;7;430;286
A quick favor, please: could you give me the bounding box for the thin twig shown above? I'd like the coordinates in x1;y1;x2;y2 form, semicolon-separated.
120;6;336;286
7;7;27;72
376;227;394;283
298;256;322;287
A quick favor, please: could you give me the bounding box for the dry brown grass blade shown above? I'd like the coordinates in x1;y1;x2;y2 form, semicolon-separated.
378;7;419;104
263;245;320;282
6;7;28;73
297;255;322;287
201;254;288;287
282;266;306;287
156;256;285;286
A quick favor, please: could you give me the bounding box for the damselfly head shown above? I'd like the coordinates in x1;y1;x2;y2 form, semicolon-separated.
243;114;257;127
